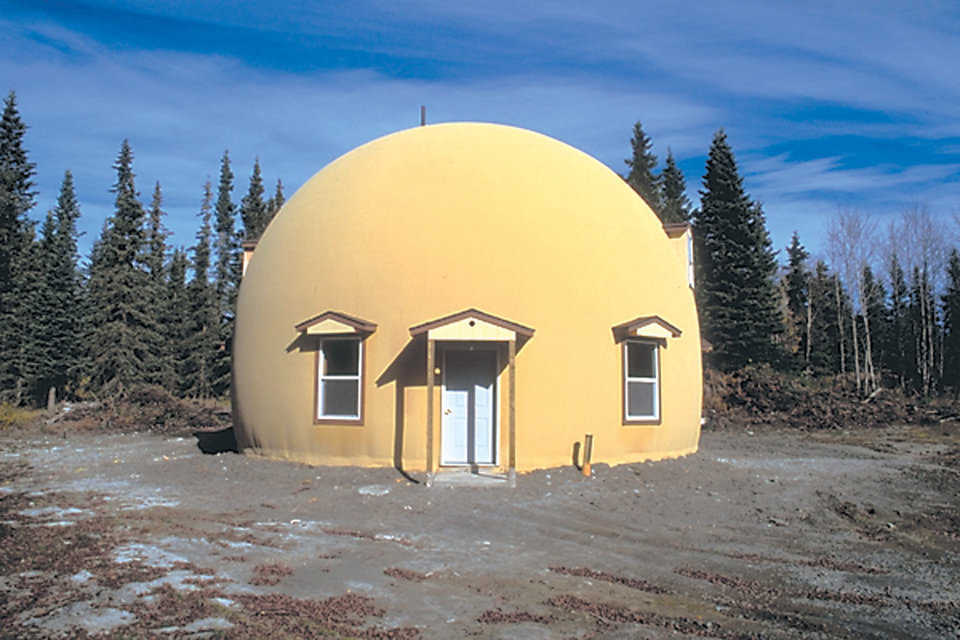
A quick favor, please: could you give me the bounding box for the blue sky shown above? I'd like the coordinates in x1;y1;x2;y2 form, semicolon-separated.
2;0;959;263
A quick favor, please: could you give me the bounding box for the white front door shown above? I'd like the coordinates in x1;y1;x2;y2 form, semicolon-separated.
442;349;496;465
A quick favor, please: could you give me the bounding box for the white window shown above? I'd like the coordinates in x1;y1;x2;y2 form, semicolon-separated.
687;232;695;288
316;339;362;422
624;341;659;422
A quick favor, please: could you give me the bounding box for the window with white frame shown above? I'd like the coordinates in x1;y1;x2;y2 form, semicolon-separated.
317;339;362;421
624;340;659;422
687;232;695;288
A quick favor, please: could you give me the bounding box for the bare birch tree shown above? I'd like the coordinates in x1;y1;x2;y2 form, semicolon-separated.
828;209;878;395
897;206;947;395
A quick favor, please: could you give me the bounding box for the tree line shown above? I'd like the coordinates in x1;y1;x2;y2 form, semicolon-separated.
0;91;283;406
626;120;960;398
2;92;958;408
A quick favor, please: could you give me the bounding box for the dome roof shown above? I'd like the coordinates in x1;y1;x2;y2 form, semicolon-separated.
241;122;676;325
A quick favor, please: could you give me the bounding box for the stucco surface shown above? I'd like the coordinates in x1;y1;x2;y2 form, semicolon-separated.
232;122;702;471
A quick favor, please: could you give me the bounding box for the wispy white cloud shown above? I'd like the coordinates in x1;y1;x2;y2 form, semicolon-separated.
3;1;958;261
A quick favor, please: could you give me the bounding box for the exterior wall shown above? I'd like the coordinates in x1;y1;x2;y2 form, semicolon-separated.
233;123;702;472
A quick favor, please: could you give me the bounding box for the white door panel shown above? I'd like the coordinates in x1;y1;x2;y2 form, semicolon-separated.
442;350;496;465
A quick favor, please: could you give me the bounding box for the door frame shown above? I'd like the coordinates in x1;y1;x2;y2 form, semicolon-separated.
439;343;500;467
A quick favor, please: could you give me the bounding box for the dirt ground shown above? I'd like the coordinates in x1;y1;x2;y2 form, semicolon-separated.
1;422;958;639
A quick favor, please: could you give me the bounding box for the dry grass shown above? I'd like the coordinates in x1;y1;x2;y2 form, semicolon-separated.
0;403;43;430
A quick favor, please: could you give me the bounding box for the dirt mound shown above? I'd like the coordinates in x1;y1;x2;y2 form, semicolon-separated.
53;385;229;436
704;365;958;431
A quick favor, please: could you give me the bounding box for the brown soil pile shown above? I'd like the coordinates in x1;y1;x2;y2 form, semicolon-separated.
704;365;959;431
52;385;229;436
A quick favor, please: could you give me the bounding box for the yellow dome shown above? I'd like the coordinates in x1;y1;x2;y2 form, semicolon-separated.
233;123;701;472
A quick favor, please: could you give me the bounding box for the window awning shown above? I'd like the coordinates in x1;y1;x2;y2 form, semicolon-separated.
294;311;377;336
662;222;691;238
612;315;682;342
409;308;535;342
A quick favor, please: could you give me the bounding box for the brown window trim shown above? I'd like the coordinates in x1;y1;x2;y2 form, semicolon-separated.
313;337;367;426
621;338;663;426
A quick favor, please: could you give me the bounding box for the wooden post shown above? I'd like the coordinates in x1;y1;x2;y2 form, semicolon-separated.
508;338;516;487
46;386;56;415
426;338;435;486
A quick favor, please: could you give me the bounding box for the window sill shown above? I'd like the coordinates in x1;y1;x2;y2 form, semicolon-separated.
314;418;364;426
623;417;662;426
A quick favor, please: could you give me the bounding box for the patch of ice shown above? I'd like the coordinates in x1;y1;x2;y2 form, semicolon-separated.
20;506;87;519
25;601;135;634
375;533;407;543
184;617;233;632
120;495;179;510
358;485;390;496
219;540;254;549
43;520;75;527
114;542;187;568
71;570;94;583
211;597;235;608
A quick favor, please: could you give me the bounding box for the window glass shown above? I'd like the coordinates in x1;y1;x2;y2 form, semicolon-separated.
323;340;359;375
627;342;655;378
627;381;656;417
318;339;362;420
322;379;359;416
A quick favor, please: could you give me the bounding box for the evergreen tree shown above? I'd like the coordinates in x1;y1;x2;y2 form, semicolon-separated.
265;178;285;228
18;225;46;403
943;249;960;394
214;151;238;311
694;130;783;370
659;149;690;223
624;121;661;216
183;182;218;398
145;182;168;281
240;158;267;241
163;248;191;396
807;261;835;372
84;140;160;395
0;91;37;402
783;231;809;362
28;172;83;403
213;151;240;395
144;182;175;388
884;254;909;387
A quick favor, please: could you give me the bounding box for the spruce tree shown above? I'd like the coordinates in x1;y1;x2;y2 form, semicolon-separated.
659;149;690;223
694;129;783;370
214;151;238;312
784;231;809;362
624;121;662;216
85;140;159;395
265;178;285;227
213;151;240;395
164;248;191;396
943;249;960;394
28;172;83;403
807;261;834;372
183;182;218;398
884;254;909;387
0;91;37;402
145;182;168;281
145;182;174;388
240;158;266;241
